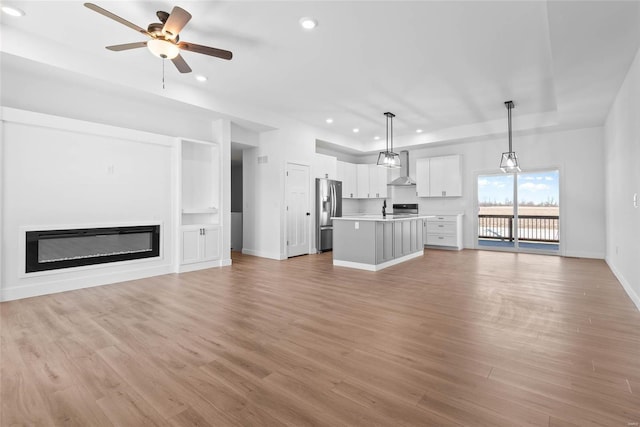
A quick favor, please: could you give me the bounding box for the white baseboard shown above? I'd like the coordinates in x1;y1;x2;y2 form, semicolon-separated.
177;259;231;273
333;251;423;272
606;257;640;312
564;250;605;259
241;248;283;260
1;265;173;302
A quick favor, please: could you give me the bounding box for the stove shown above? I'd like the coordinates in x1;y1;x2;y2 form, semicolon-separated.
392;203;418;216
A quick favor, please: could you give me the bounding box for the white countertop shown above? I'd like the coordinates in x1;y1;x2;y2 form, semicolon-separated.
333;214;434;222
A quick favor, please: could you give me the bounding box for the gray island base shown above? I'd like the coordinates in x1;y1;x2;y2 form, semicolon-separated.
332;215;431;271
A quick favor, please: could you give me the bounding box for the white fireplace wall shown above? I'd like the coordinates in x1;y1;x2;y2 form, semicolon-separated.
1;108;175;301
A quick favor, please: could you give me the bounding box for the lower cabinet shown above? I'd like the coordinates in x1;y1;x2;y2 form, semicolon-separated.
424;214;463;250
376;219;424;263
375;222;394;264
181;225;220;264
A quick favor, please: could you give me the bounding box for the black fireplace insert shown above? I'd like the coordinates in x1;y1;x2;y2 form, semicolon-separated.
26;225;160;273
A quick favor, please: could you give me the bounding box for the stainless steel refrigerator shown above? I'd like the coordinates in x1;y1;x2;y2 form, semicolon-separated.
316;178;342;252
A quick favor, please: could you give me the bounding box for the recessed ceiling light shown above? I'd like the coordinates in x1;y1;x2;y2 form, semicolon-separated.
326;118;333;124
195;75;208;82
353;128;359;133
299;17;317;30
416;129;423;133
374;136;380;140
1;5;25;16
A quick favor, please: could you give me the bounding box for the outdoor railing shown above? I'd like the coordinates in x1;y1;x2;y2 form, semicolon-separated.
478;214;559;243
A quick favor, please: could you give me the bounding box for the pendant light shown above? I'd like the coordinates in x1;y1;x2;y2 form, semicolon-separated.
377;112;401;168
500;100;520;173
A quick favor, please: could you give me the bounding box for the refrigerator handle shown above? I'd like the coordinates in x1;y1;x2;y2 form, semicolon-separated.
330;184;334;217
331;184;336;217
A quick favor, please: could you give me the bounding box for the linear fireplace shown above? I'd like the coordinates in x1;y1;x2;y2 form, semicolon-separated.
25;225;160;273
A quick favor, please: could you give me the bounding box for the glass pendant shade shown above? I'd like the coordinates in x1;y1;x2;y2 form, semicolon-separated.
377;151;401;168
377;112;402;168
500;151;520;173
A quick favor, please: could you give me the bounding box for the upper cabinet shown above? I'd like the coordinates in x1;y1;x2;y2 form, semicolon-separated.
336;161;387;199
356;164;370;198
368;165;388;199
313;153;337;180
416;155;462;198
337;161;357;198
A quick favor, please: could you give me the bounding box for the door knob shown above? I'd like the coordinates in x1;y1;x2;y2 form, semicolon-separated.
306;212;310;216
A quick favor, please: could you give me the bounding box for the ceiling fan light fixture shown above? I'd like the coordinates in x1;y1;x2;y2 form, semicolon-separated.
147;38;180;59
162;29;177;40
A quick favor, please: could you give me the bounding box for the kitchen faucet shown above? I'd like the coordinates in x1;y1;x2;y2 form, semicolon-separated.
382;199;387;217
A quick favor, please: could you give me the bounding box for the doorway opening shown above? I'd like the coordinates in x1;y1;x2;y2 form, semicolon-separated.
477;169;560;253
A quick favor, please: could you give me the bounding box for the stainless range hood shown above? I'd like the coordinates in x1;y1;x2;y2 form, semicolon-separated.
388;150;416;186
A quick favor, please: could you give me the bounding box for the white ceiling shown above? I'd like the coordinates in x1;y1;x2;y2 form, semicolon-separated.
1;1;639;153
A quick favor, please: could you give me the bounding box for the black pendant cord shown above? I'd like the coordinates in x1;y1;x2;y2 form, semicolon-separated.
390;115;394;153
508;103;512;152
386;115;389;153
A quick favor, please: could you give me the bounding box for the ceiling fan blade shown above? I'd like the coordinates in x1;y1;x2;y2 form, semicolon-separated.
163;6;192;39
178;41;233;60
171;54;192;74
106;41;148;51
84;3;150;36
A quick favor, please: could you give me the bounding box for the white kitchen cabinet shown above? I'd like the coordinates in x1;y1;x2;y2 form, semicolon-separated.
416;155;462;197
314;153;337;180
338;162;387;199
181;225;220;264
416;158;431;197
424;214;463;250
337;161;357;198
368;165;388;199
356;164;370;198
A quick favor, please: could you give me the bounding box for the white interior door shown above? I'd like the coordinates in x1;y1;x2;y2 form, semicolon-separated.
286;163;310;257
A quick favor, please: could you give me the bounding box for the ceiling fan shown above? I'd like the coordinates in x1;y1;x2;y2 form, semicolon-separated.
84;3;233;74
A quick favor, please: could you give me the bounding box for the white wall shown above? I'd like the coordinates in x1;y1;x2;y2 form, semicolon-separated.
0;108;175;301
604;46;640;310
213;118;233;267
321;126;606;259
243;120;357;258
242;130;285;259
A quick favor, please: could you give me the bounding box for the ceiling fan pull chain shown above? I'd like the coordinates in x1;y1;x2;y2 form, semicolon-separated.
162;59;165;89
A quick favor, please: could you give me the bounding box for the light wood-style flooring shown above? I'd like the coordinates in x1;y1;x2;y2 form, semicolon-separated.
2;249;640;426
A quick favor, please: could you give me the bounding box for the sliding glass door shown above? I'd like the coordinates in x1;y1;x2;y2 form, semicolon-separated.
477;170;559;253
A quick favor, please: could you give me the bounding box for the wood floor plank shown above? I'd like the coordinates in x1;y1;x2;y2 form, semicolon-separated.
2;249;640;426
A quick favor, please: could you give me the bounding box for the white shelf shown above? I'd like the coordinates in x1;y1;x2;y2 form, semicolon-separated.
182;207;218;214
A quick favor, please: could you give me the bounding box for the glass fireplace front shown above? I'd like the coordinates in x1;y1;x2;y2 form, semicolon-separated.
26;225;160;273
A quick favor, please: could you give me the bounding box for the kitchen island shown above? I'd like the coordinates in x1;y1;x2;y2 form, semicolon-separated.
332;215;432;271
